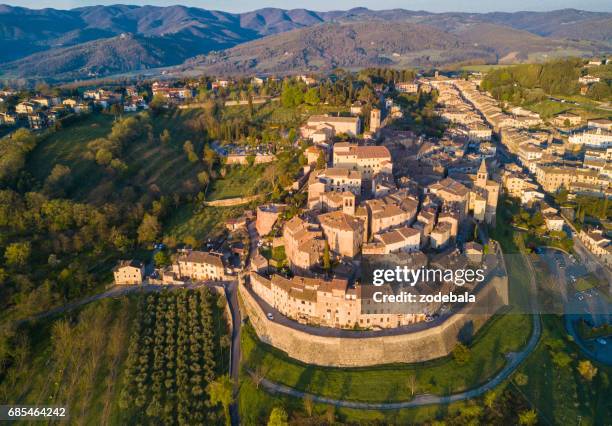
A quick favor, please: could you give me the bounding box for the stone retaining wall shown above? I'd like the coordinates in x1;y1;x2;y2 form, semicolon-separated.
240;275;509;367
203;195;261;207
226;154;276;165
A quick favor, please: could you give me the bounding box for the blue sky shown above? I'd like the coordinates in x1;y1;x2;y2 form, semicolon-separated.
6;0;612;13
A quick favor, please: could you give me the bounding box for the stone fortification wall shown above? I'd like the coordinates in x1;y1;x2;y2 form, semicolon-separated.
240;274;509;367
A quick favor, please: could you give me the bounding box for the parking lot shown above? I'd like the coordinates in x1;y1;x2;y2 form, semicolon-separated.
537;246;612;365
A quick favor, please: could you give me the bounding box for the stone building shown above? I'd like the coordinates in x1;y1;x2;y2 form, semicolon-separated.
283;216;325;272
430;222;452;249
318;210;365;258
544;214;565;232
305;115;361;136
308;168;362;209
333;143;393;178
250;272;423;329
464;242;484;264
428;177;470;218
363;226;421;254
468;159;500;225
113;260;144;285
370;108;381;133
176;251;225;281
552;112;582;127
578;229;612;266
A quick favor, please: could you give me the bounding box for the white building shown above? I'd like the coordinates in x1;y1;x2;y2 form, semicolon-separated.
569;128;612;149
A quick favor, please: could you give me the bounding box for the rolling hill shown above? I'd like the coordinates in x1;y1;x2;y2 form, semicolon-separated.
184;20;608;75
0;33;192;79
184;21;496;75
0;5;610;79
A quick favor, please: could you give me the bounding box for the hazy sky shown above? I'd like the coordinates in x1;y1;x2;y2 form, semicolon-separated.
5;0;612;13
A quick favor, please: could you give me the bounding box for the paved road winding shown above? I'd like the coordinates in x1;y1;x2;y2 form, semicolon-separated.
23;281;213;323
227;279;242;426
227;221;260;426
257;249;542;409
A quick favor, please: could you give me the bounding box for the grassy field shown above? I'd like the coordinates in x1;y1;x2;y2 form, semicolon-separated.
575;274;599;292
164;203;251;243
514;315;612;425
27;113;113;197
206;164;267;200
525;98;611;120
224;101;350;128
241;304;531;404
238;375;478;425
458;64;515;72
27;110;207;204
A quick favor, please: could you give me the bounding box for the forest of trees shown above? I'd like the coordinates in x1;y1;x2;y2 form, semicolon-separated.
480;58;611;104
0;128;38;186
0;299;135;424
394;89;445;138
481;59;581;100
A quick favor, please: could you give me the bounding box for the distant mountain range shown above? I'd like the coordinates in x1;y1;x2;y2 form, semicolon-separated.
0;5;610;80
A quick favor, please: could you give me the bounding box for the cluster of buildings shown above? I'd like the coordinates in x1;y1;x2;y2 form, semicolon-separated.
249;270;426;328
445;75;610;266
452;79;543;133
301;114;362;142
445;79;611;202
114;250;229;285
435;82;492;143
6;95;77;130
151;81;195;102
244;101;499;328
0;85;152;131
109;69;609;331
299;107;385;147
498;119;611;199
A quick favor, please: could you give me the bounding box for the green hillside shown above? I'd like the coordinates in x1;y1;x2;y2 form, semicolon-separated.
27;110;208;205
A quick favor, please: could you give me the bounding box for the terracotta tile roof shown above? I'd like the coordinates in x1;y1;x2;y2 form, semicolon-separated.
180;251;224;268
319;210;363;232
352;145;391;159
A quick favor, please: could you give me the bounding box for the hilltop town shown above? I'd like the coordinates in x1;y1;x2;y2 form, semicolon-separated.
98;64;611;300
0;55;610;425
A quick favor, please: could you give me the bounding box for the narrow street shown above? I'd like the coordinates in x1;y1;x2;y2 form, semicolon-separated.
561;215;612;292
